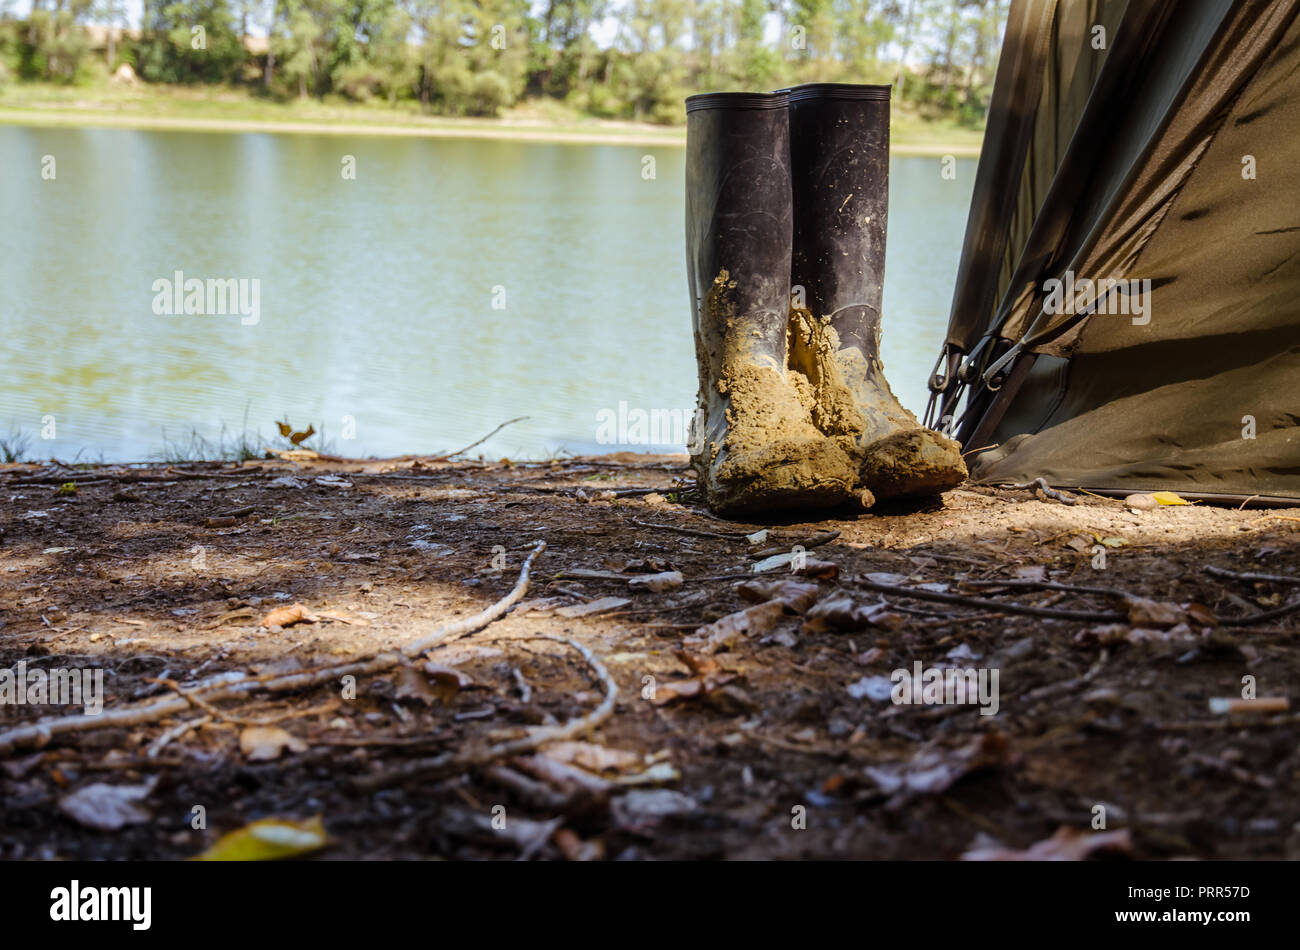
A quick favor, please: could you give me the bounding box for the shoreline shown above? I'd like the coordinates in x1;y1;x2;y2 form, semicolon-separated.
0;107;984;155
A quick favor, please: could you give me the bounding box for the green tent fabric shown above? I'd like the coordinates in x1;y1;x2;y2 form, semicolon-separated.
929;0;1300;504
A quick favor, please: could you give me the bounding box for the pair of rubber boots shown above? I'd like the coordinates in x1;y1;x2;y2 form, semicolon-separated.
685;83;967;517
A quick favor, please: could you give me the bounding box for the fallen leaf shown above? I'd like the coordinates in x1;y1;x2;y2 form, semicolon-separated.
1151;491;1193;506
673;648;721;677
1122;595;1187;629
650;672;739;707
59;777;158;831
847;675;895;702
543;741;642;774
239;726;307;761
1093;534;1130;548
192;816;329;861
628;571;684;592
736;578;821;613
864;733;1009;810
1012;565;1046;582
803;595;905;633
611;789;698;829
259;603;317;628
683;600;785;654
962;826;1132;861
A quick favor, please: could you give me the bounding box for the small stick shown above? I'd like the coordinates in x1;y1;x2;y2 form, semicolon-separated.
853;577;1124;622
147;715;209;758
1001;477;1077;505
631;519;751;541
354;635;617;791
963;578;1122;597
435;417;528;461
1205;565;1300;586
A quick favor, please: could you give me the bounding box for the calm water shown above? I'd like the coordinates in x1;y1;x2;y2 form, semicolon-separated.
0;125;975;461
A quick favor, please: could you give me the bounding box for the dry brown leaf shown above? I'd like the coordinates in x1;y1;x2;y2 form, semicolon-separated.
239;726;307;761
683;600;784;655
628;571;684;593
865;732;1010;810
1122;595;1188;629
736;579;821;614
673;648;721;677
961;826;1132;861
59;777;158;831
543;741;642;774
803;595;905;633
650;672;739;707
259;603;318;628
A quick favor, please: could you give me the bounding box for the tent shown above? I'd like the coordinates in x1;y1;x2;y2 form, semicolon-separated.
925;0;1300;505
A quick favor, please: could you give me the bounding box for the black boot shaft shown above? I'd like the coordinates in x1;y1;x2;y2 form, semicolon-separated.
685;92;793;368
788;84;891;356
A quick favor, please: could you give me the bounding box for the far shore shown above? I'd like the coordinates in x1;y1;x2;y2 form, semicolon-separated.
0;105;984;155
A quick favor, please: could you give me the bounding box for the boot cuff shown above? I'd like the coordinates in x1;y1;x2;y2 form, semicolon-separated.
787;83;891;102
686;91;790;113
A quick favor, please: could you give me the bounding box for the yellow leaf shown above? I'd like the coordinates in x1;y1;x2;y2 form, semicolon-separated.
1151;491;1193;506
191;816;329;861
289;424;316;446
275;421;293;437
1092;534;1129;548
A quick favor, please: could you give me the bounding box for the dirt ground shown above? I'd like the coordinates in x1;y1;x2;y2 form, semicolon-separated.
1;452;1298;861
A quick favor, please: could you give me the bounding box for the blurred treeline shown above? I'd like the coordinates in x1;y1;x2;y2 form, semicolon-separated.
0;0;1006;123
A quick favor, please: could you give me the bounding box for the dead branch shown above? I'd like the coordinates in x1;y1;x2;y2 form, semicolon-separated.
353;635;617;791
1205;565;1300;586
0;542;547;756
435;416;529;461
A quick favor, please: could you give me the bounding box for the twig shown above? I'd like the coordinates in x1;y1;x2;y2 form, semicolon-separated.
354;635;617;791
631;519;751;541
963;578;1122;597
1219;597;1300;627
852;577;1124;622
749;529;841;559
146;715;209;758
1001;477;1076;505
436;417;528;461
1205;565;1300;586
0;542;547;756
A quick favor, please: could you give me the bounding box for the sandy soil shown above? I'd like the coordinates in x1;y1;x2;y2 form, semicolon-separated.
0;108;982;154
1;453;1297;860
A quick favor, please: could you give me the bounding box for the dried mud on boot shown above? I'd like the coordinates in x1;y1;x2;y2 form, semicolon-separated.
691;271;858;517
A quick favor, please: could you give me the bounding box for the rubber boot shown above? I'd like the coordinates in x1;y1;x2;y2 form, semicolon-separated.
685;91;858;516
786;83;967;500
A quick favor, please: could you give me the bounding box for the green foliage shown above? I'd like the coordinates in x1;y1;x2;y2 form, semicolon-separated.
2;0;1006;123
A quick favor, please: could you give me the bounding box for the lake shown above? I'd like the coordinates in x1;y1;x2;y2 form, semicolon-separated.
0;125;975;462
